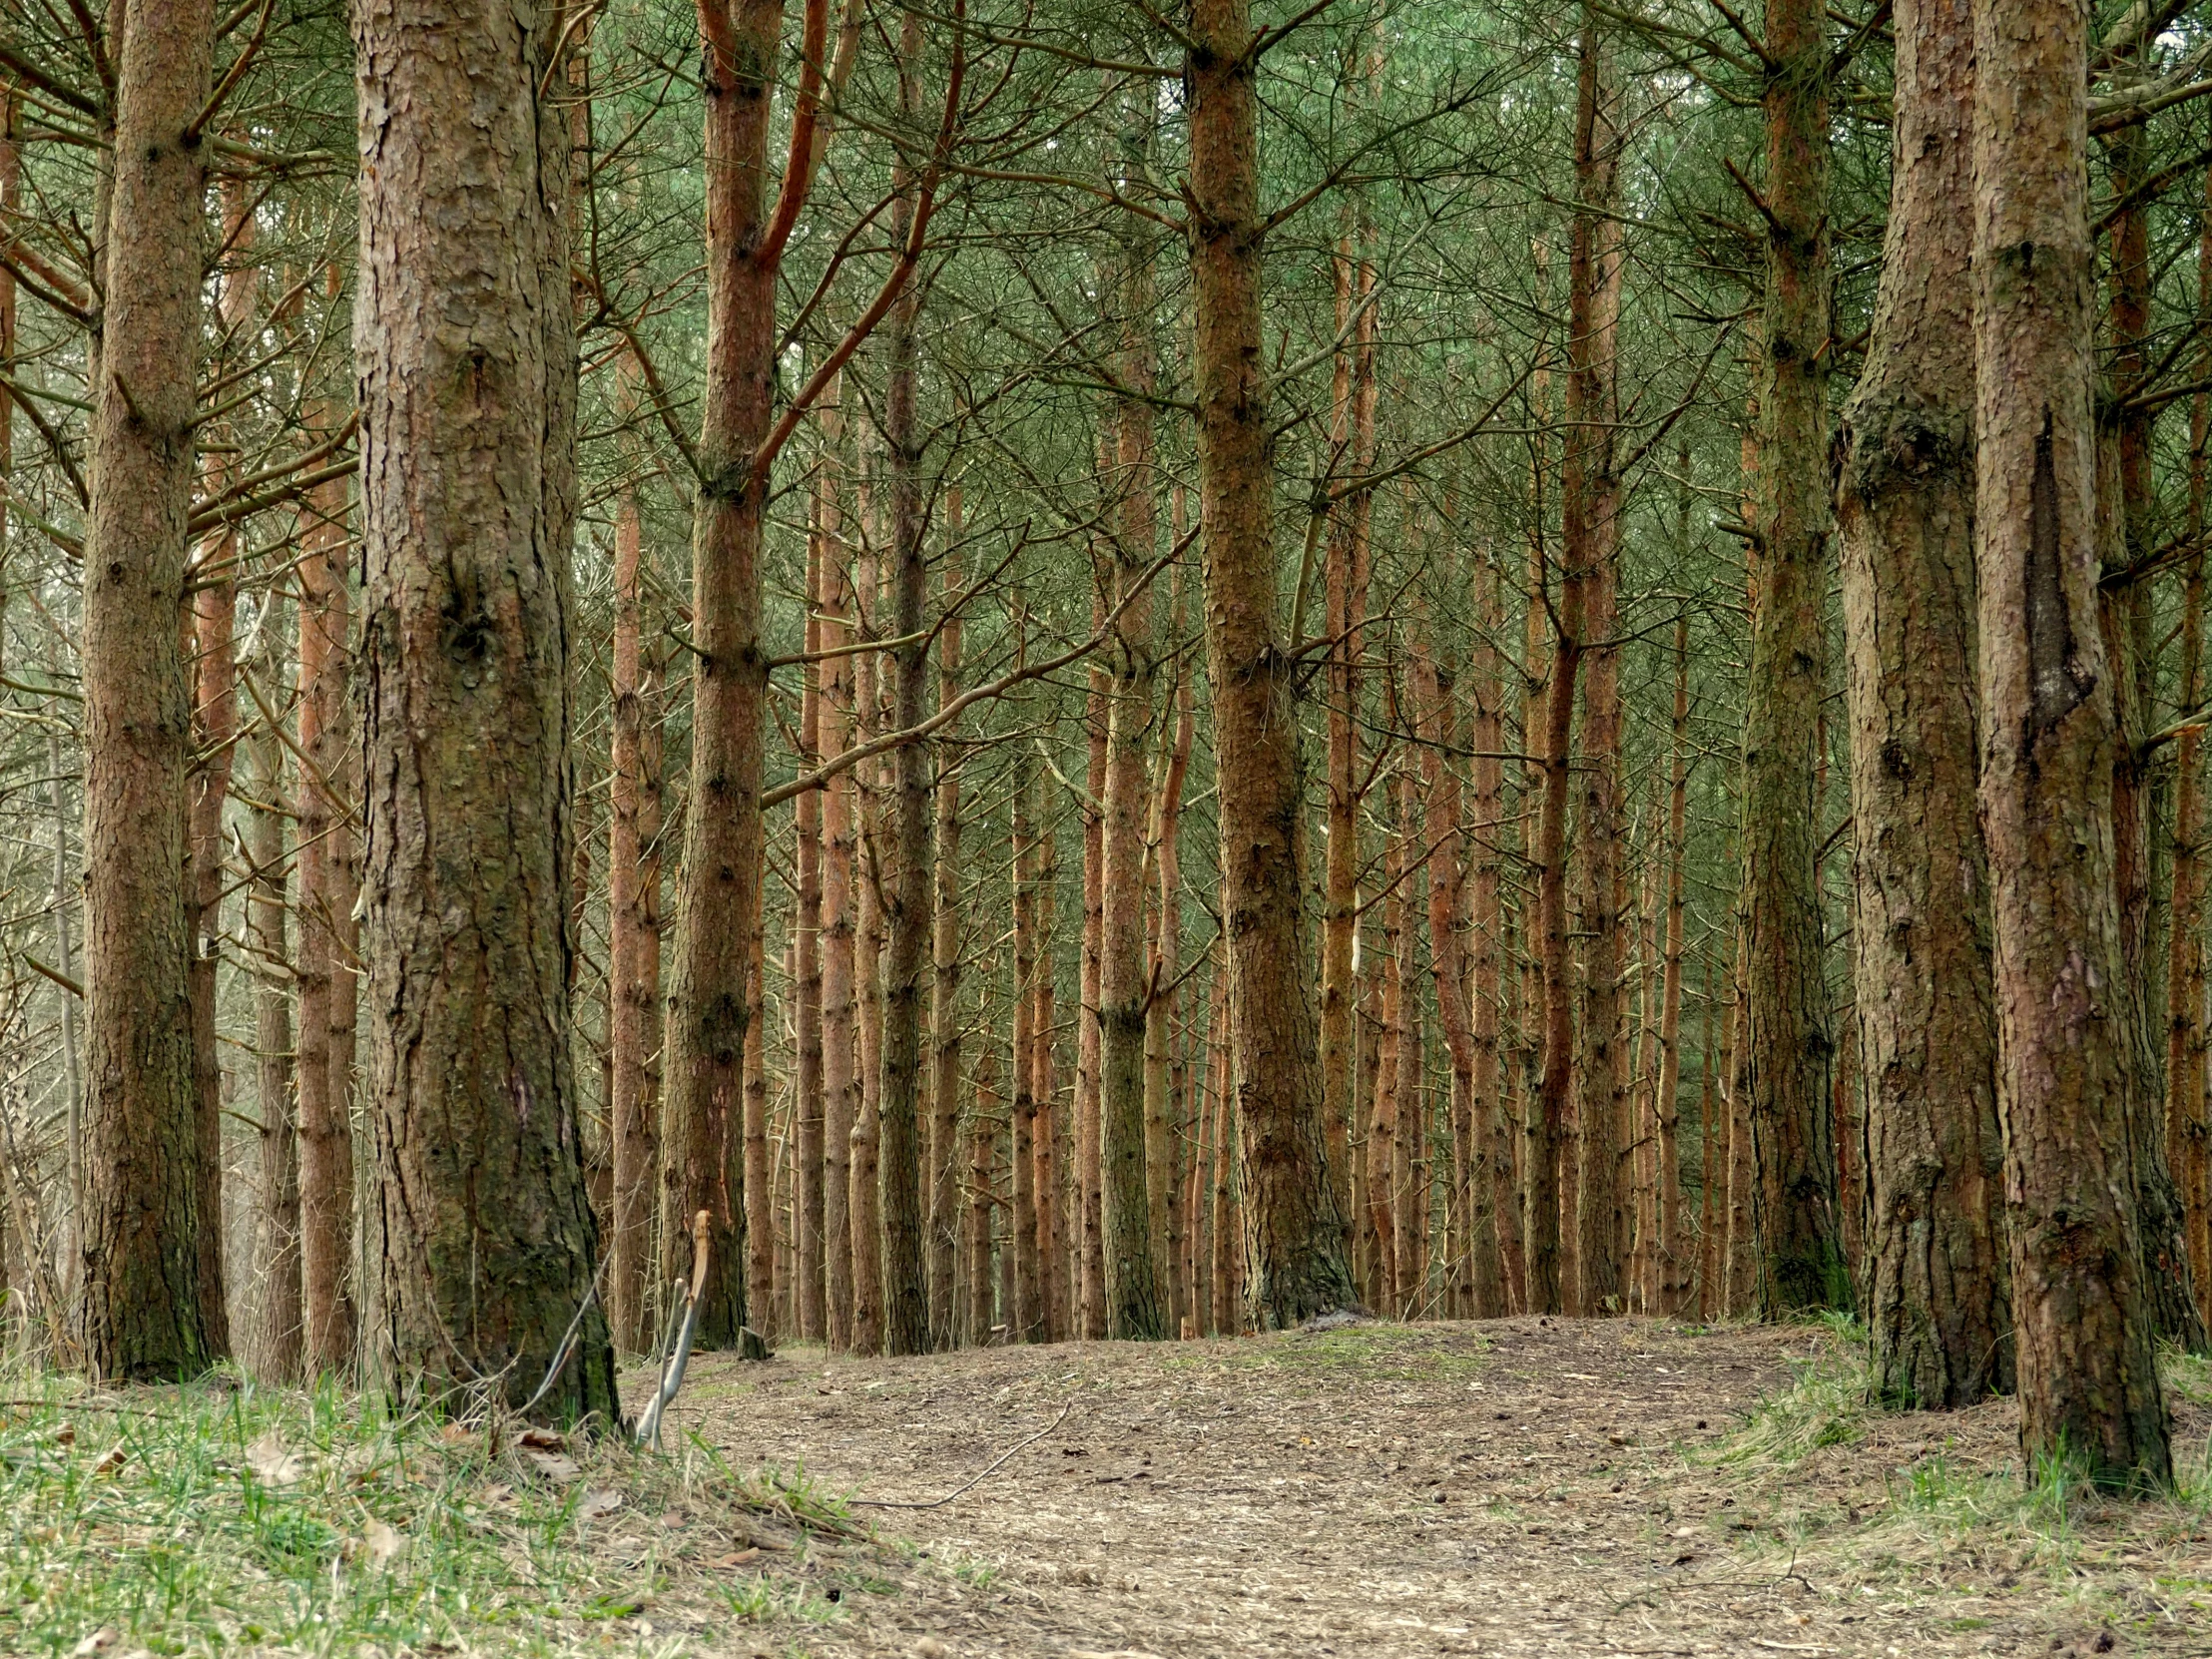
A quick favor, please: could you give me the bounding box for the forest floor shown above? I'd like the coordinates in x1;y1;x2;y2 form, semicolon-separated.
639;1316;2212;1659
5;1317;2209;1659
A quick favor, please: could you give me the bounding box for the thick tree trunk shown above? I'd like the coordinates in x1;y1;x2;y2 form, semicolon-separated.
81;0;221;1381
355;0;615;1417
608;462;665;1351
1835;0;2009;1407
1969;0;2170;1487
1187;0;1356;1326
1742;0;1844;1316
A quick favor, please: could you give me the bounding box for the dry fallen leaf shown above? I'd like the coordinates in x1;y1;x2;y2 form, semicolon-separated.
90;1448;126;1477
518;1426;567;1451
360;1519;405;1567
911;1640;953;1659
714;1547;762;1568
579;1487;622;1519
247;1433;309;1487
52;1422;75;1447
521;1447;582;1484
69;1629;117;1657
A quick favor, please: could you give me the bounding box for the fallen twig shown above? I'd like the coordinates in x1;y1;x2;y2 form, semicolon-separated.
849;1399;1076;1511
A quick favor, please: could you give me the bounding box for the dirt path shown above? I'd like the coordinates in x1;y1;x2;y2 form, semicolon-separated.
637;1318;2212;1659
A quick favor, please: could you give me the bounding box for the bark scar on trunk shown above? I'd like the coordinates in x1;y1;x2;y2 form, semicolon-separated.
2026;408;2088;739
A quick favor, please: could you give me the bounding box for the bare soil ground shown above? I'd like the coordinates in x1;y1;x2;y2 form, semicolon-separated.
618;1318;2212;1659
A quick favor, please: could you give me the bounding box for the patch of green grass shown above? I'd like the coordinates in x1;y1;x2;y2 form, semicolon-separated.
0;1363;865;1657
1163;1324;1489;1384
1709;1325;1870;1469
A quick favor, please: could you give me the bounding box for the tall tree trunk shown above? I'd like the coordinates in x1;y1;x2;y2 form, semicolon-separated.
1101;233;1166;1337
1470;550;1521;1313
744;906;774;1336
1320;225;1370;1280
1079;606;1109;1340
184;178;260;1365
608;453;665;1350
247;683;300;1382
81;0;221;1381
1010;739;1040;1339
294;387;356;1376
664;0;785;1350
928;491;965;1348
2102;114;2207;1352
794;500;827;1344
1655;616;1692;1313
1969;0;2170;1487
875;9;933;1357
1569;19;1626;1315
965;1045;996;1345
355;0;615;1417
1147;595;1196;1329
2170;183;2212;1332
1187;0;1356;1326
1742;0;1844;1316
821;428;858;1352
1835;0;2009;1406
1033;810;1064;1338
848;527;885;1357
1417;651;1496;1314
1371;753;1404;1316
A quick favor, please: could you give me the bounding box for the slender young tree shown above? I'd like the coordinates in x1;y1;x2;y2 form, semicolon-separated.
1740;0;1845;1316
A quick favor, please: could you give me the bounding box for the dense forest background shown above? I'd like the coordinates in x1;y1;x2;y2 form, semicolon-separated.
0;0;2203;1487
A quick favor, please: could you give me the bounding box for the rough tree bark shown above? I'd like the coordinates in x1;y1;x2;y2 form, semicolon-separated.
928;492;965;1348
354;0;616;1418
875;7;933;1357
662;0;837;1350
1742;0;1844;1316
1836;0;2010;1407
1969;0;2170;1487
294;369;356;1375
608;442;664;1351
247;670;300;1381
1187;0;1357;1326
80;0;221;1381
1100;161;1167;1336
1568;17;1626;1317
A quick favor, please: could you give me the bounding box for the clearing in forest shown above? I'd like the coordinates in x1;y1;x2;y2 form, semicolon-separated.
4;1319;2207;1658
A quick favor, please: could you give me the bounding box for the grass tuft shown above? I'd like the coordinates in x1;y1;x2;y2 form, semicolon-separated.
0;1362;873;1656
